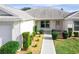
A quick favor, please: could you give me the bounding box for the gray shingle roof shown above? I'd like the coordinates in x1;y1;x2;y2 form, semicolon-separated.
26;8;69;20
65;11;79;19
0;9;13;16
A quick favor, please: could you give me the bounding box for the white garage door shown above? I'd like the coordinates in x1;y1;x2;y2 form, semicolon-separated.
0;24;12;46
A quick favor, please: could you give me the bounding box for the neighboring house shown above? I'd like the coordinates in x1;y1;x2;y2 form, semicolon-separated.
65;11;79;32
26;8;79;34
0;5;34;48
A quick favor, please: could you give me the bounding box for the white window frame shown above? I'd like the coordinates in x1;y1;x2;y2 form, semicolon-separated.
74;21;79;31
40;20;50;28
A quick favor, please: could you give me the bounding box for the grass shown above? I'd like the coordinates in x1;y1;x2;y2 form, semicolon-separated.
54;38;79;54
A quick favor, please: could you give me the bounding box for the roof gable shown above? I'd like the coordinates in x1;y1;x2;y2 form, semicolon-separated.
0;9;13;16
65;11;79;19
0;5;34;20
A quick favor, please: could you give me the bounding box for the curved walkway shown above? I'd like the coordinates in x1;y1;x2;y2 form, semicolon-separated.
41;34;56;54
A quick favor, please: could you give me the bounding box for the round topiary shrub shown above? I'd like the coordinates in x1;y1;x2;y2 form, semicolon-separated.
52;31;58;40
0;41;19;54
74;32;79;37
62;31;68;39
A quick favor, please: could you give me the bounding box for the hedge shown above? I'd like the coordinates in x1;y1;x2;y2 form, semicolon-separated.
27;32;31;46
62;31;68;39
52;31;58;40
74;32;79;37
33;25;37;34
0;41;19;54
22;32;31;49
32;32;36;37
68;28;73;37
23;38;28;49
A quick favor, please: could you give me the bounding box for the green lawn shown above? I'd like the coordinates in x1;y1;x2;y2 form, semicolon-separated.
54;38;79;54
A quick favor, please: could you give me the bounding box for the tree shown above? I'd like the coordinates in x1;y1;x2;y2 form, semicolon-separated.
21;7;31;11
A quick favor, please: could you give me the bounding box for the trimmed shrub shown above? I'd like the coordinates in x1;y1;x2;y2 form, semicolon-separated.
33;25;37;34
22;32;28;49
0;41;19;54
62;31;68;39
30;32;36;41
22;32;27;39
68;28;73;37
22;32;31;49
74;32;79;37
30;35;33;41
26;51;32;54
51;29;56;32
32;32;36;37
27;32;31;46
52;31;58;40
23;38;28;49
39;30;43;34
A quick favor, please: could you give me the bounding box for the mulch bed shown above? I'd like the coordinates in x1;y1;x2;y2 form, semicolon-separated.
16;34;44;54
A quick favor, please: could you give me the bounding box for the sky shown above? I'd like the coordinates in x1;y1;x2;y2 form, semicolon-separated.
7;4;79;12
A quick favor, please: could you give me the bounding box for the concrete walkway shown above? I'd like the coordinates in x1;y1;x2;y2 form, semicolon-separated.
41;34;56;54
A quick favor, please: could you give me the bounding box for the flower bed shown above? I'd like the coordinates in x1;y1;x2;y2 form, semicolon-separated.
16;34;44;54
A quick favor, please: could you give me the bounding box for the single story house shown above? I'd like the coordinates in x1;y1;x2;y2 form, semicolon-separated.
26;8;79;34
0;5;34;48
0;5;79;49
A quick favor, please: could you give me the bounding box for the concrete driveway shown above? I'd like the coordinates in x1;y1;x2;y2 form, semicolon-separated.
41;34;56;54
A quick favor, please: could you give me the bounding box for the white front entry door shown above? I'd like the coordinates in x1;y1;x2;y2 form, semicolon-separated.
0;24;12;46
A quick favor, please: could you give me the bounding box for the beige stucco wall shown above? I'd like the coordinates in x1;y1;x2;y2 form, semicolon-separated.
36;20;56;32
36;19;79;33
63;20;73;30
36;20;69;33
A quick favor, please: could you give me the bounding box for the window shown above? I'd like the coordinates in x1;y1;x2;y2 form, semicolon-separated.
56;21;60;25
74;21;79;31
41;20;50;28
